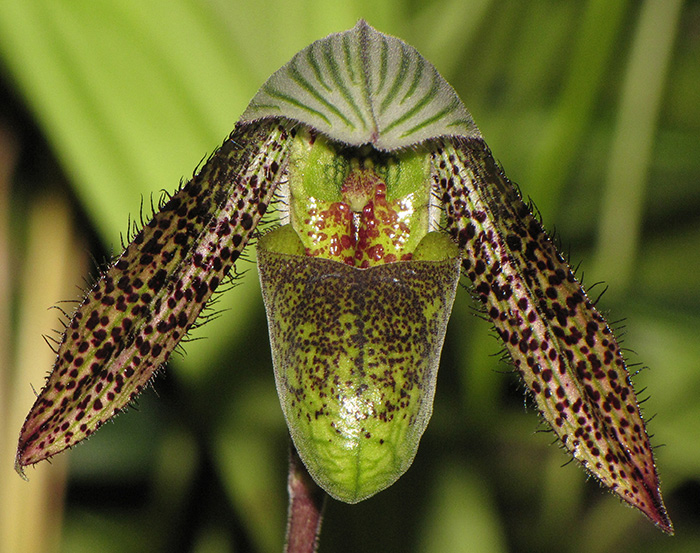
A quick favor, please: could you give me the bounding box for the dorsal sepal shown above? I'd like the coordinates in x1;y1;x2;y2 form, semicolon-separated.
242;20;480;151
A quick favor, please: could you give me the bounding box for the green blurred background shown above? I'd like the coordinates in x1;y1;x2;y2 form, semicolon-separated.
1;1;698;552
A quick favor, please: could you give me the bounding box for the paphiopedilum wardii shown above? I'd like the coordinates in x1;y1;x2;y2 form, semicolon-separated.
16;20;672;534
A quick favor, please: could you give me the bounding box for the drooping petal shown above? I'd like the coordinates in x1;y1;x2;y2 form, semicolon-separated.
432;137;673;534
16;120;294;473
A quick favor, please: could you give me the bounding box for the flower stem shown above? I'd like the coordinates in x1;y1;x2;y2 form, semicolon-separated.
284;444;326;553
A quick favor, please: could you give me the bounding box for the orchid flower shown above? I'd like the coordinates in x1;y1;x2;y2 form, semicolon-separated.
16;20;672;535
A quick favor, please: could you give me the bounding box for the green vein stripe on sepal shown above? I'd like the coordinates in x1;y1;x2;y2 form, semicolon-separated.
287;58;355;129
400;97;464;139
320;39;368;131
374;35;389;97
261;84;332;126
382;69;440;135
379;42;410;115
342;33;356;84
306;46;332;91
401;55;424;104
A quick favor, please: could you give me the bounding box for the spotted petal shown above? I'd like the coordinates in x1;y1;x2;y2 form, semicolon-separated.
16;120;293;472
432;137;673;534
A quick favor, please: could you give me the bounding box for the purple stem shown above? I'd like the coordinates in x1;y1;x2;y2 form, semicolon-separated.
284;444;327;553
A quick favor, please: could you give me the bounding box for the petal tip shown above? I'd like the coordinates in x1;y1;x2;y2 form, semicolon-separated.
646;491;674;535
14;454;29;481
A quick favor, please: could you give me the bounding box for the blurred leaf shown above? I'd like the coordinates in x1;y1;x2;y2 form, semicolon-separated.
419;461;507;553
212;382;287;553
593;0;683;292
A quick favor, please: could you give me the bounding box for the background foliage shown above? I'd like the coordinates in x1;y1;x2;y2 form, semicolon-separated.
1;1;699;552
